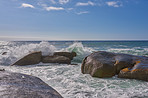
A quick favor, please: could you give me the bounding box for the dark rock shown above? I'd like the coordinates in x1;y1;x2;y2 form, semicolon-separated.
0;70;63;98
2;52;7;55
81;51;148;81
0;69;5;71
70;64;78;65
53;52;77;60
11;51;76;66
11;51;42;66
81;51;117;78
42;55;71;64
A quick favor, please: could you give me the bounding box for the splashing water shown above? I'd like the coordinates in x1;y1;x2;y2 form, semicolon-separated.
34;41;56;56
60;42;94;63
0;41;56;65
0;41;148;98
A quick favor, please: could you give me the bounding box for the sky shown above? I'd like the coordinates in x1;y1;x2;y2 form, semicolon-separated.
0;0;148;41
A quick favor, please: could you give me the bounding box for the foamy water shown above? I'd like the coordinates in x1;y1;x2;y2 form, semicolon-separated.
0;41;148;98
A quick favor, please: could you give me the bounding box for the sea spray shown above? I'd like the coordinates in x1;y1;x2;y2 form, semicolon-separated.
60;42;94;63
0;41;56;65
34;41;56;56
0;41;148;98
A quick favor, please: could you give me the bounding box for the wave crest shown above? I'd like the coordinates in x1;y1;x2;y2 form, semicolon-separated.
60;42;94;63
0;41;56;65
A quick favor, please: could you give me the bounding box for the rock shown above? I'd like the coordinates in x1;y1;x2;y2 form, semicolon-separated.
11;51;42;66
53;52;77;60
81;51;117;78
2;52;7;55
0;69;5;71
81;51;148;81
42;55;71;64
11;51;76;66
118;59;148;81
0;70;63;98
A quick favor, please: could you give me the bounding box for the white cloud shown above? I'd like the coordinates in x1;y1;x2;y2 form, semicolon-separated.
76;11;89;15
106;1;122;7
45;6;64;11
21;3;35;8
50;0;70;4
67;8;73;10
76;1;95;6
59;0;70;4
50;0;56;4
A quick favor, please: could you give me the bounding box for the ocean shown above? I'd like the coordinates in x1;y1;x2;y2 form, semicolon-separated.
0;41;148;98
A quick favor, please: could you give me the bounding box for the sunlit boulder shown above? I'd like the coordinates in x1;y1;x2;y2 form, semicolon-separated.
81;51;117;78
118;60;148;81
81;51;148;81
11;51;42;66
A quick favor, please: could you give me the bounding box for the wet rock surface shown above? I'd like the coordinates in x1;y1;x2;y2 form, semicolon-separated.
42;55;71;64
118;59;148;81
0;70;63;98
82;51;148;81
54;52;77;60
11;52;76;66
11;51;42;66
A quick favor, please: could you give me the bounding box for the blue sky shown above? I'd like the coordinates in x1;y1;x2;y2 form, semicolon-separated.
0;0;148;41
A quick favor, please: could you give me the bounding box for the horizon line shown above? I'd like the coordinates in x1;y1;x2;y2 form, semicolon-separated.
0;39;148;42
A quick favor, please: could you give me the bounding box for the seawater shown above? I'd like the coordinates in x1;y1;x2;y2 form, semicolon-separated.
0;41;148;98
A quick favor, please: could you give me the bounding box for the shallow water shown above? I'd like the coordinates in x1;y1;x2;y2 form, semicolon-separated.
0;41;148;98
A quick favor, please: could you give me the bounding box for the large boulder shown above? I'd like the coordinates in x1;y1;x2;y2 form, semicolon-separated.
42;55;71;64
0;69;63;98
81;51;117;78
11;51;42;66
53;52;77;60
81;51;148;81
118;59;148;81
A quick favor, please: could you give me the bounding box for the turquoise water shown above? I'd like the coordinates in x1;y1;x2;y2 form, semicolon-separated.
0;41;148;98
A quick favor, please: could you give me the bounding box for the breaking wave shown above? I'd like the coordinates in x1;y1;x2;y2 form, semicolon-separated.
0;41;148;98
60;42;94;63
0;41;93;65
0;41;56;65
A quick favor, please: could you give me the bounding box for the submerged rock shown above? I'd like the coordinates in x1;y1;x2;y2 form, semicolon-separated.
0;70;63;98
54;52;77;60
42;55;71;64
81;51;148;81
11;51;42;66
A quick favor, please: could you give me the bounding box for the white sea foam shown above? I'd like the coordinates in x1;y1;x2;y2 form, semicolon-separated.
0;41;56;65
0;41;93;65
60;42;94;62
3;64;148;98
107;47;148;56
0;41;148;98
60;42;93;55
